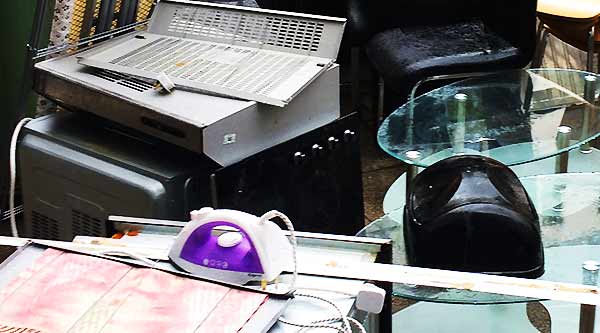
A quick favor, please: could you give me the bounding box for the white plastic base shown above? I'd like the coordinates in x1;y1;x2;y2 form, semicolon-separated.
356;283;386;314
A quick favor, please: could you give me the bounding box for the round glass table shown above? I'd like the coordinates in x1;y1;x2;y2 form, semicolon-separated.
360;172;600;304
363;68;600;332
379;69;600;168
360;173;600;332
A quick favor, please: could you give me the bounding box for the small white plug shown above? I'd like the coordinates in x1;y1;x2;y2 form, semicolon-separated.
156;72;175;93
355;283;386;314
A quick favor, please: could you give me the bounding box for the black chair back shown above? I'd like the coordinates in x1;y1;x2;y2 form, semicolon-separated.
347;0;537;51
482;0;538;60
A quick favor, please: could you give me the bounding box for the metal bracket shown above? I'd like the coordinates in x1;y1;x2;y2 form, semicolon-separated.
34;19;150;59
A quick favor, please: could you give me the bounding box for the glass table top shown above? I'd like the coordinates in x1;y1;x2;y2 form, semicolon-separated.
379;69;600;168
357;172;600;304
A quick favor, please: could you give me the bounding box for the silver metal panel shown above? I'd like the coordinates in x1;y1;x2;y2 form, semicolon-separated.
36;54;254;126
35;52;341;166
78;32;332;106
203;65;340;166
34;54;252;162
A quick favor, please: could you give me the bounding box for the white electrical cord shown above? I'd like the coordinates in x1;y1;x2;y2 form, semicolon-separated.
9;118;33;238
279;293;366;333
259;210;298;292
297;287;356;297
97;249;159;267
260;211;366;333
278;317;348;333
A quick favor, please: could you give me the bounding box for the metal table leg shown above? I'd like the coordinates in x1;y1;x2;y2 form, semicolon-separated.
453;93;468;155
405;151;421;203
377;76;385;124
587;26;596;73
532;24;549;68
580;305;596;333
580;261;599;333
581;74;597;153
555;126;572;174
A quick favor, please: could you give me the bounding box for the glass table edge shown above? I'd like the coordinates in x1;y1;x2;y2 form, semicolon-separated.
377;68;600;168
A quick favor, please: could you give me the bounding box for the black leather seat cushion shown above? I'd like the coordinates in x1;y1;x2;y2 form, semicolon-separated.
366;20;530;94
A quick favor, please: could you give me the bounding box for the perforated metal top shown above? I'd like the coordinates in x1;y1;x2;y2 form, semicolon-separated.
77;0;345;106
108;36;314;96
151;0;345;58
160;2;325;54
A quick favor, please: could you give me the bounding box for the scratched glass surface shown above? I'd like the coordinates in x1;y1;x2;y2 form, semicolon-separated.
380;69;600;168
357;173;600;304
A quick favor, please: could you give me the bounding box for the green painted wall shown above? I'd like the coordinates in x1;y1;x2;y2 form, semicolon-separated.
1;0;37;128
0;0;47;205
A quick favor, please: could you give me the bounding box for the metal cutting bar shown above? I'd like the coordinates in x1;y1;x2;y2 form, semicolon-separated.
103;216;600;307
9;223;600;309
19;235;600;308
300;261;600;307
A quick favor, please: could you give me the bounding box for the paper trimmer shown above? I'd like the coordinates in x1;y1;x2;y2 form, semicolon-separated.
102;213;600;307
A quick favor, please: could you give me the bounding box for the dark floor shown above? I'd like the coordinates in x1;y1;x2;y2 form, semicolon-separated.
337;48;408;226
359;120;406;223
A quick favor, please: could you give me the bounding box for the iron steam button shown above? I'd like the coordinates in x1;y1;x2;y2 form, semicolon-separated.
217;232;243;248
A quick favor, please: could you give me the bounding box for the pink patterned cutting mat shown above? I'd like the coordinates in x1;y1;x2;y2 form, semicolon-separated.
0;325;43;332
0;249;268;333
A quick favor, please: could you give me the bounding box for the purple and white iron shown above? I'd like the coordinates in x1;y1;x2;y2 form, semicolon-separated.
169;208;294;285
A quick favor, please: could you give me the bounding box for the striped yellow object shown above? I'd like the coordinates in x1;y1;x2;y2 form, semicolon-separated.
68;0;87;44
137;0;155;23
